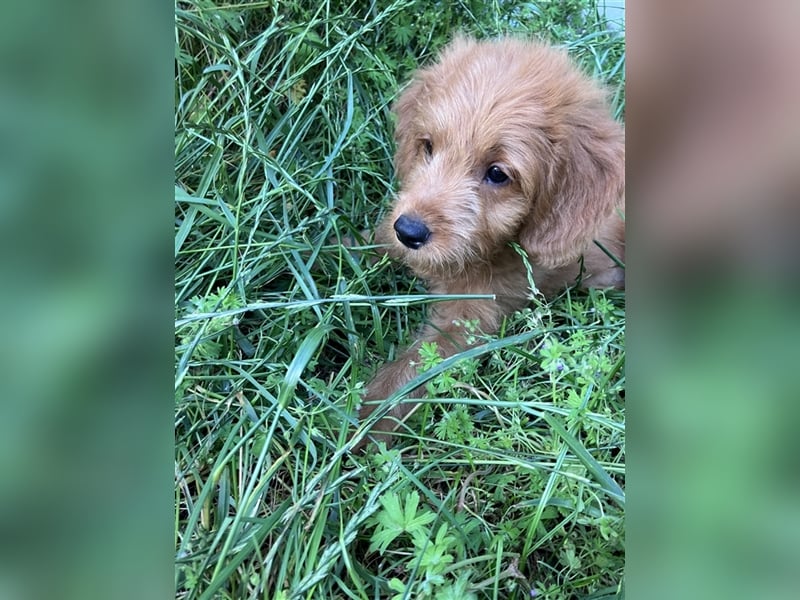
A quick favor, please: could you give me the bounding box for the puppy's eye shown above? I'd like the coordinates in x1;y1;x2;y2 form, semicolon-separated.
485;165;510;185
421;139;433;158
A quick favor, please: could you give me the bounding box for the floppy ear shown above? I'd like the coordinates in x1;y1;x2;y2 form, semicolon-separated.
519;114;624;270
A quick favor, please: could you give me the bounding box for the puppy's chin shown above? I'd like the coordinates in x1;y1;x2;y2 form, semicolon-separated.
388;239;481;281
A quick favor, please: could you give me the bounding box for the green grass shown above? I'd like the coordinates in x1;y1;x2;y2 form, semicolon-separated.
175;1;625;598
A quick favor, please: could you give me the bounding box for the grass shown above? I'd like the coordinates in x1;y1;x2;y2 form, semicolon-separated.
175;1;625;598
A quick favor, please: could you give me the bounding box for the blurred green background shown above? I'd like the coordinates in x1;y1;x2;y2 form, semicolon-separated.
0;1;173;598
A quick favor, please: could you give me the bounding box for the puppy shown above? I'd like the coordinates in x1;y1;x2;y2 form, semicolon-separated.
357;36;624;447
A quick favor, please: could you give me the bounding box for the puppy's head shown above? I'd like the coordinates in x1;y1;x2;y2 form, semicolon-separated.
381;36;624;278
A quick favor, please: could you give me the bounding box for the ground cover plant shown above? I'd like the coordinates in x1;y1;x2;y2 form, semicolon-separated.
175;1;625;598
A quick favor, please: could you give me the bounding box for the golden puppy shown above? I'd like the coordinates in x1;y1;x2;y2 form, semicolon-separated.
357;36;624;447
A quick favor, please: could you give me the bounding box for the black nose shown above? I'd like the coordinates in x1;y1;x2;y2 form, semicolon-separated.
393;215;431;249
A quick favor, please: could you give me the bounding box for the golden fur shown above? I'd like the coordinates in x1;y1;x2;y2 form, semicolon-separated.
357;36;624;447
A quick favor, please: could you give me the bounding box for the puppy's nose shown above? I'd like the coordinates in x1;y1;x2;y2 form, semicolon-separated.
393;215;431;249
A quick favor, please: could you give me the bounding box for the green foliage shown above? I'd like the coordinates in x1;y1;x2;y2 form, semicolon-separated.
368;490;437;554
178;286;244;361
175;1;625;599
369;491;475;599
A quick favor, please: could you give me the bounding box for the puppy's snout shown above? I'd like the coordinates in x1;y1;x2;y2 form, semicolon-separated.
394;215;431;249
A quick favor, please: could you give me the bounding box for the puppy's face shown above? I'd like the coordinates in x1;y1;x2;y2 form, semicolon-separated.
382;124;536;280
379;38;624;278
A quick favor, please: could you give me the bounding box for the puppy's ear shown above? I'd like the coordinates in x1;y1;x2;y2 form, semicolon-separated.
519;114;624;269
392;76;426;182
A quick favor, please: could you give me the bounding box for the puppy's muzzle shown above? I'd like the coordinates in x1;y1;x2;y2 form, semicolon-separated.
394;215;430;249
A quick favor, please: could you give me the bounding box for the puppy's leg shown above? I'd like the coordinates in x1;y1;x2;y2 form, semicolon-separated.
355;298;506;449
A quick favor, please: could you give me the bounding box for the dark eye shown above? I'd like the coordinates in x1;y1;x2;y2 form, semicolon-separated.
422;138;433;157
485;165;509;185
